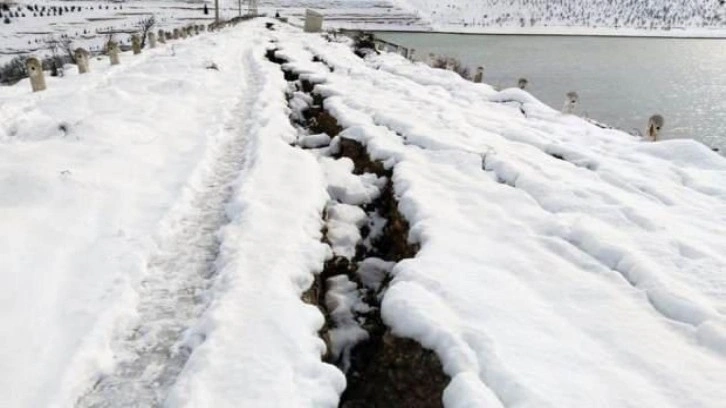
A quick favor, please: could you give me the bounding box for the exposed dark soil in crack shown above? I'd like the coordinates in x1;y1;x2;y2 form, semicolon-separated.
331;139;441;408
267;44;448;408
338;138;387;176
341;333;449;408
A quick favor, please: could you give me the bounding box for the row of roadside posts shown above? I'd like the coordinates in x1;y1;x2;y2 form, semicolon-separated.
26;23;223;93
25;11;481;94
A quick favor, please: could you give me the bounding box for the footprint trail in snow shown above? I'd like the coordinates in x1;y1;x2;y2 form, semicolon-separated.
76;50;262;408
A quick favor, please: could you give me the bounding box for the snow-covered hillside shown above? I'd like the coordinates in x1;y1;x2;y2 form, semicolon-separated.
397;0;726;31
3;0;726;70
1;0;225;66
0;0;421;67
2;17;726;407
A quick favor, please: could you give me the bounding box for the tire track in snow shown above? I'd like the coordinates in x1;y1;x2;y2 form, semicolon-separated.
75;48;262;408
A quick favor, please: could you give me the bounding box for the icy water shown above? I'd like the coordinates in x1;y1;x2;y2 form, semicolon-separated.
377;32;726;151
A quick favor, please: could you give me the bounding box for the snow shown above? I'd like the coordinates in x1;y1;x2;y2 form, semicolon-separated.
285;30;726;406
357;257;394;292
325;275;369;372
320;156;384;206
0;20;345;408
299;132;331;148
2;15;726;408
393;0;726;35
1;0;422;66
0;0;217;65
326;202;367;259
1;26;260;407
4;0;726;70
166;40;346;405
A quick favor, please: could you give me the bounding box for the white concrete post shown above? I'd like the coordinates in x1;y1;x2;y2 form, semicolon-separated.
108;41;120;65
473;66;484;83
563;91;579;114
647;114;664;141
304;9;323;33
148;32;157;48
26;57;46;92
131;34;141;54
427;52;436;66
74;47;90;74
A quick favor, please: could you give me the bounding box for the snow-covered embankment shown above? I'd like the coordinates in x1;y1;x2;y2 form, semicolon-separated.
267;25;726;407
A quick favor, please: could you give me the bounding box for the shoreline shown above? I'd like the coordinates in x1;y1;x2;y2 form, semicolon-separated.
334;24;726;40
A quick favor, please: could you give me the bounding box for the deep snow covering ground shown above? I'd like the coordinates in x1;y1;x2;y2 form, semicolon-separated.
392;0;726;35
273;27;726;406
2;17;726;407
0;0;219;65
0;20;343;407
0;0;423;65
3;0;726;70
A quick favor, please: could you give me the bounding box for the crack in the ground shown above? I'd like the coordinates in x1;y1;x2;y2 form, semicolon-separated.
267;45;449;408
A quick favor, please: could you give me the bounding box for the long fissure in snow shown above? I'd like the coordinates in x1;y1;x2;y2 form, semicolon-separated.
75;50;262;408
267;41;449;407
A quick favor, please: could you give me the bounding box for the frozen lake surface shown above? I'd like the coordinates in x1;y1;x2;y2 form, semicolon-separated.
379;32;726;151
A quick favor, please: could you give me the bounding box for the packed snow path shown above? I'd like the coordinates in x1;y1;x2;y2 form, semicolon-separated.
75;49;261;408
1;20;346;407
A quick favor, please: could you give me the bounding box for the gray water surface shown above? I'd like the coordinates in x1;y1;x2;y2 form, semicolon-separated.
377;32;726;151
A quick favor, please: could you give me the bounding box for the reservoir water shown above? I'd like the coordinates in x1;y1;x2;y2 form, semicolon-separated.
377;32;726;151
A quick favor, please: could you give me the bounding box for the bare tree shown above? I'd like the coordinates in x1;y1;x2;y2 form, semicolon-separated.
103;32;116;53
138;16;156;48
58;36;75;64
431;56;471;80
0;56;27;84
43;35;72;76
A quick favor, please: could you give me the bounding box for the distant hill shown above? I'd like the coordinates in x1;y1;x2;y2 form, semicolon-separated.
396;0;726;30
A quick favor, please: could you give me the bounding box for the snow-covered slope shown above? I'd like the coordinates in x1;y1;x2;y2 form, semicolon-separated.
1;18;726;407
397;0;726;31
0;0;421;67
1;0;219;66
289;31;726;407
3;0;725;70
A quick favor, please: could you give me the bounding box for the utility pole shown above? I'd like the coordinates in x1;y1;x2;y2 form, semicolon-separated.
214;0;219;23
238;0;241;17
